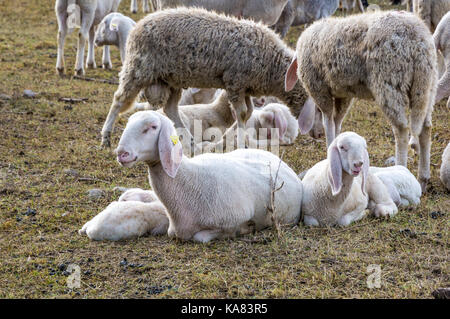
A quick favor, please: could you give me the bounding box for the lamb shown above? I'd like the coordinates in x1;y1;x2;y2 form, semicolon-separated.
369;166;422;207
130;0;151;13
115;110;303;242
78;200;169;241
179;88;220;106
440;143;450;191
118;188;159;202
101;7;310;150
434;11;450;105
55;0;121;76
285;11;438;191
94;12;136;64
301;132;398;227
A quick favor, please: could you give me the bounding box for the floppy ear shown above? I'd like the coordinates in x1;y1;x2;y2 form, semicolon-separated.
327;143;343;196
157;116;183;178
361;147;370;196
190;88;201;94
109;18;120;32
273;111;287;139
285;57;298;92
297;97;316;135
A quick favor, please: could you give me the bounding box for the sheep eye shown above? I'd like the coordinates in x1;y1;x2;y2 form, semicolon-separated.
340;145;347;151
142;128;149;134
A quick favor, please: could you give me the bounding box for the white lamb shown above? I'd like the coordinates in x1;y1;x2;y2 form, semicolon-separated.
118;188;159;202
55;0;121;76
302;132;398;227
78;200;169;241
115;110;303;243
440;142;450;191
94;12;136;65
369;166;422;207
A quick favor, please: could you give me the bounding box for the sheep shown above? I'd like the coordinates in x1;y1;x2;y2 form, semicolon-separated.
340;0;364;15
114;110;303;242
272;0;296;38
285;11;438;191
118;188;159;202
290;0;340;26
179;88;220;106
369;166;422;207
94;12;136;65
434;11;450;104
154;0;290;28
130;0;151;13
78;200;169;241
55;0;121;76
101;7;310;151
412;0;450;32
301;132;398;227
440;143;450;191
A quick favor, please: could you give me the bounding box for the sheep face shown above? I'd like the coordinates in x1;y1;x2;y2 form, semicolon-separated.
327;132;369;195
116;111;183;178
94;18;118;47
257;109;287;141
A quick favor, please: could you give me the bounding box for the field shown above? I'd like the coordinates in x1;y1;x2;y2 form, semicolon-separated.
0;0;448;299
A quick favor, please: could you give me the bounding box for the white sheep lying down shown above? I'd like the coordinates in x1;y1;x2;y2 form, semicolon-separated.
78;197;169;241
302;132;398;227
115;111;303;243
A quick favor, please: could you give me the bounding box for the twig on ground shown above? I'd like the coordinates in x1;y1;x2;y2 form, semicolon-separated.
267;151;285;240
58;97;88;103
73;75;119;85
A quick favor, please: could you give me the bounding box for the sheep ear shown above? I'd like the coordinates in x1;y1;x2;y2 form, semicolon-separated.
158;116;183;178
190;88;201;94
297;97;316;135
327;143;343;196
274;111;287;139
109;18;120;31
285;57;298;92
361;147;370;196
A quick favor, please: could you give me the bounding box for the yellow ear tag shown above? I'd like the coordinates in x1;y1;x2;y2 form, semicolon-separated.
170;135;179;145
111;23;117;28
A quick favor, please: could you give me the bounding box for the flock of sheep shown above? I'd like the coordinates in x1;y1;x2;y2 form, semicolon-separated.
54;0;450;243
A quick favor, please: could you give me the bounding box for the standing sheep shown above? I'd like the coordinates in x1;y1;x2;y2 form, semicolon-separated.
101;8;310;149
301;132;398;227
285;11;438;191
94;12;136;65
440;143;450;191
434;11;450;105
115;111;303;242
55;0;121;76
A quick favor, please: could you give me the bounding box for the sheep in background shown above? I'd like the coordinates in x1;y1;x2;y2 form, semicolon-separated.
179;88;220;106
118;188;159;202
434;11;450;105
272;0;296;38
115;111;303;242
440;143;450;191
55;0;121;76
412;0;450;32
285;11;438;191
301;132;397;227
290;0;340;26
101;8;310;150
369;166;422;207
78;200;169;241
340;0;364;15
130;0;151;13
94;12;136;65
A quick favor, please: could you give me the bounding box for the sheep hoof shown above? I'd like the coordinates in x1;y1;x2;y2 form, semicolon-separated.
102;62;112;70
56;67;65;77
419;179;429;193
75;68;84;76
101;136;111;148
86;62;96;69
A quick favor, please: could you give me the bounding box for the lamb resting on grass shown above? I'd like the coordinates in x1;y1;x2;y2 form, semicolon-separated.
301;132;398;227
101;7;309;151
55;0;121;76
285;11;438;191
114;111;303;242
440;143;450;191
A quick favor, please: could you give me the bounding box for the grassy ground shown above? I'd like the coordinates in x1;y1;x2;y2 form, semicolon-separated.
0;0;448;299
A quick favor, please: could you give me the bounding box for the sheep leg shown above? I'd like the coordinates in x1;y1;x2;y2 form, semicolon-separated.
417;112;432;191
392;124;409;167
333;98;352;137
102;45;112;69
228;92;249;149
435;61;450;104
193;229;221;243
55;7;68;76
101;84;141;148
143;0;150;13
130;0;138;13
74;8;95;75
338;209;368;226
322;110;336;147
366;173;398;218
86;26;97;69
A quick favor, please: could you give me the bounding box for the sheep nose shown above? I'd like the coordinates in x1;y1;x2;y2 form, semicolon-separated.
117;151;130;162
354;161;363;168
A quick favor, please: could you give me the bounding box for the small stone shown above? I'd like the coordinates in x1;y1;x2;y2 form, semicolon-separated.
119;258;128;267
58;263;67;272
384;156;396;166
432;288;450;299
64;104;73;111
87;189;105;200
63;168;79;177
0;93;11;100
22;208;36;216
23;89;37;98
430;211;444;219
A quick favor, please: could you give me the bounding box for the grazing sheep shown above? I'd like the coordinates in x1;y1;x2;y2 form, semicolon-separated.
285;11;438;191
78;200;169;241
115;111;303;242
94;12;136;64
118;188;159;202
101;7;309;150
440;143;450;191
301;132;398;227
434;11;450;104
130;0;150;13
55;0;121;76
369;166;422;207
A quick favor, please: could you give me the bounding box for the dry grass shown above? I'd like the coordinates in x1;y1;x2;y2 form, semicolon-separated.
0;0;448;299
